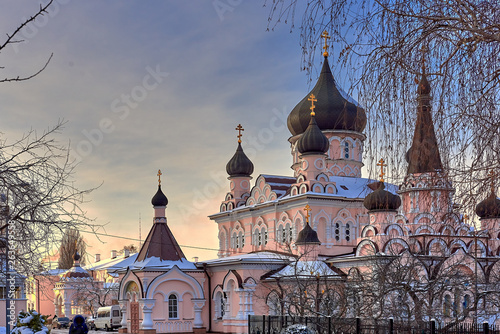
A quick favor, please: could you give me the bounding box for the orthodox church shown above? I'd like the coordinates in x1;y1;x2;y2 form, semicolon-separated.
111;33;500;334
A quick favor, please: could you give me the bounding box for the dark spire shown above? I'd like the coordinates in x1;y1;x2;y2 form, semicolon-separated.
363;181;401;212
73;251;81;263
287;56;366;136
297;94;329;155
226;124;254;177
405;72;443;174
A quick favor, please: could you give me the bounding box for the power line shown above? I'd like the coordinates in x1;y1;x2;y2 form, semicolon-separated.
79;229;219;252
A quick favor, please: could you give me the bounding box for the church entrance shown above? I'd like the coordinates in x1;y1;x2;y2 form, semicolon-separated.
130;302;140;334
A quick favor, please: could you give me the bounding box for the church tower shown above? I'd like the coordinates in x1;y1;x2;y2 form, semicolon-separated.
287;31;367;178
399;70;454;228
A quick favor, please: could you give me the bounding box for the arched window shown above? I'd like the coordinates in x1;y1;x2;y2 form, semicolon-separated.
443;295;451;317
214;291;225;319
277;225;284;243
168;294;178;319
238;231;244;248
258;230;262;246
344;141;350;159
345;223;350;241
235;233;240;249
463;295;470;313
231;232;237;249
253;229;259;246
287;223;293;243
335;223;340;241
262;227;268;245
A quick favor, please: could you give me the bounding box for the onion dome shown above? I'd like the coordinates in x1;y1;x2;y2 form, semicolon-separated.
476;193;500;219
61;250;90;279
363;181;401;212
73;251;81;262
287;56;366;136
226;125;254;177
151;185;168;207
297;110;329;155
295;223;321;245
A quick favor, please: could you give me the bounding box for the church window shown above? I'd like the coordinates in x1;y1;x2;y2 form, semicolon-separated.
168;294;178;319
258;230;262;246
335;223;340;241
443;294;451;317
231;232;237;249
288;224;293;243
278;225;284;243
344;142;350;159
235;234;239;249
239;231;244;248
262;228;268;245
463;295;470;312
345;223;350;241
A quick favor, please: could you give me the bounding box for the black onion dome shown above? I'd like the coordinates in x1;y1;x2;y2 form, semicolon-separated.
295;223;321;245
73;251;81;262
297;114;329;155
363;181;401;212
151;185;168;207
226;142;254;177
476;193;500;219
287;57;367;136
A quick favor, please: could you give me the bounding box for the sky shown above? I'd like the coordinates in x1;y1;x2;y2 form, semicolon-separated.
0;1;338;262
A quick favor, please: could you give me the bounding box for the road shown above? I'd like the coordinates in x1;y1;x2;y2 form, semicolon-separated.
51;329;117;334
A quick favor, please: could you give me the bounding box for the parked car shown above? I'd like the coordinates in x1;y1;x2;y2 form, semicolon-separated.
53;317;71;329
86;316;96;330
94;306;121;331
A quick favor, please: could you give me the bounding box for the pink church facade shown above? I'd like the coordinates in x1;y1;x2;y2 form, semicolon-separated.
110;43;500;334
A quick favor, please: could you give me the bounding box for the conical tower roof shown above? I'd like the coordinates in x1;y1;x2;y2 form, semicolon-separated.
135;182;186;262
405;72;443;174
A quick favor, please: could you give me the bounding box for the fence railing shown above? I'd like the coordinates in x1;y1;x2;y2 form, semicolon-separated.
248;315;499;334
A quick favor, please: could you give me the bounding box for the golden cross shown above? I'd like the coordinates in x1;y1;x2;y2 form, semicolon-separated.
304;204;312;224
463;214;468;223
157;169;162;185
308;94;317;116
321;30;330;57
488;170;496;194
420;45;428;71
377;158;387;182
235;124;244;143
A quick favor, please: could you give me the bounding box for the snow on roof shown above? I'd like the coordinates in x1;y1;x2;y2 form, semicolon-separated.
84;252;138;271
326;176;398;199
123;256;196;271
203;251;293;265
267;260;341;279
105;253;139;272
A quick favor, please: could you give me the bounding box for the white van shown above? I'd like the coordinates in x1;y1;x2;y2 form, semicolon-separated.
94;305;122;331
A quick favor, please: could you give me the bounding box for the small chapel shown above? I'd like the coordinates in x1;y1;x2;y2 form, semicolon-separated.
111;32;500;334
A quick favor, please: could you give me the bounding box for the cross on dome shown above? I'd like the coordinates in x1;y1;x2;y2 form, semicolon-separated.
321;30;330;57
488;170;496;194
157;169;162;185
304;204;312;223
308;94;317;116
377;158;387;182
235;124;244;143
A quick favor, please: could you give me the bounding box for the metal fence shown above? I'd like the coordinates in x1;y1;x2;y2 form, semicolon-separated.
248;315;499;334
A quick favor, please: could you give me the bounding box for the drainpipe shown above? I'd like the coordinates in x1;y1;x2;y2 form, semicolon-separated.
202;263;211;332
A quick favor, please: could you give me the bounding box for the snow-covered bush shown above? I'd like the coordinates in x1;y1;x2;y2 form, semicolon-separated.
281;324;316;334
11;310;50;334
